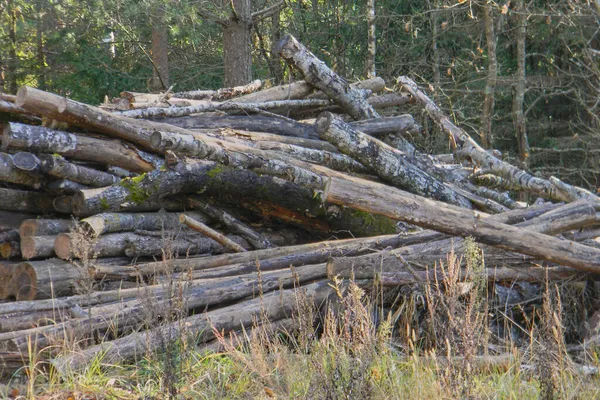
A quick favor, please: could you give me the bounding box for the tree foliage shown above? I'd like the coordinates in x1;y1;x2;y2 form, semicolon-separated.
1;0;599;189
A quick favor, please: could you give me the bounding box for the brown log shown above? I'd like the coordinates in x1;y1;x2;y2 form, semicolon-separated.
0;241;20;259
316;112;473;208
54;232;145;260
20;235;56;260
0;263;330;352
324;176;600;274
333;200;597;279
80;211;210;238
276;35;379;120
94;203;559;280
0;262;19;299
0;309;69;333
188;197;272;249
2;122;156;173
0;188;54;213
49;280;336;370
179;214;247;252
374;266;586;287
20;219;74;239
397;76;597;202
123;232;250;258
5;259;85;300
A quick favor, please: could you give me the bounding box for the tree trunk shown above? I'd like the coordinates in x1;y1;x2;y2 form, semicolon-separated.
316;112;473;208
223;0;253;87
80;211;209;238
366;0;376;78
0;153;43;188
276;34;379;120
324;176;600;274
35;0;46;91
5;259;86;300
512;0;529;167
398;76;597;202
150;6;169;91
481;3;497;149
20;235;56;260
7;0;18;94
0;188;54;213
2;122;156;173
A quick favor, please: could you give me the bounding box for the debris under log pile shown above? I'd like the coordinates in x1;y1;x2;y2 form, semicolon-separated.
1;34;599;376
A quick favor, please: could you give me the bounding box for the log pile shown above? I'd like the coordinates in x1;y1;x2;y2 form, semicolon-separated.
1;34;599;375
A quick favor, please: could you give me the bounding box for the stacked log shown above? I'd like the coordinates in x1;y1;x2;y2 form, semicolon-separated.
1;34;599;376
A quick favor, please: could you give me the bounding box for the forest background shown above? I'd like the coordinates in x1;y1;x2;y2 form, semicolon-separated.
1;0;599;191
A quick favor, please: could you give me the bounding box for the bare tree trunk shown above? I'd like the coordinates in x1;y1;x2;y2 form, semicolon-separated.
481;2;497;149
428;0;441;103
366;0;376;78
223;0;253;86
150;6;169;91
271;5;284;83
7;0;18;94
35;0;46;91
512;0;529;167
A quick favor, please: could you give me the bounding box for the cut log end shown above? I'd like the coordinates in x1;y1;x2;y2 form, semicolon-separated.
14;87;29;108
314;112;333;135
21;236;56;260
12;152;40;171
54;233;73;260
7;263;37;301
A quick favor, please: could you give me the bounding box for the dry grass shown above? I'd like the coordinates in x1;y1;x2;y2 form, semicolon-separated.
2;238;600;399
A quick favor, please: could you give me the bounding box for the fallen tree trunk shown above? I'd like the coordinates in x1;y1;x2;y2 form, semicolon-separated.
123;232;250;258
54;231;174;260
20;235;57;260
38;154;120;187
316;112;472;208
331;199;598;277
234;77;385;103
5;259;85;300
276;35;379;120
0;264;330;352
0;188;54;213
180;214;247;253
2;122;156;173
397;76;597;203
72;158;396;236
172;79;262;100
188;197;273;249
50;280;337;371
0;152;42;188
374;266;587;287
19;218;75;237
166;114;319;139
324;176;600;274
79;211;210;238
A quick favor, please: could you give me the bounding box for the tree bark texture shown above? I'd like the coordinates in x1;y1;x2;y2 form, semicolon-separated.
223;0;253;87
276;34;379;120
